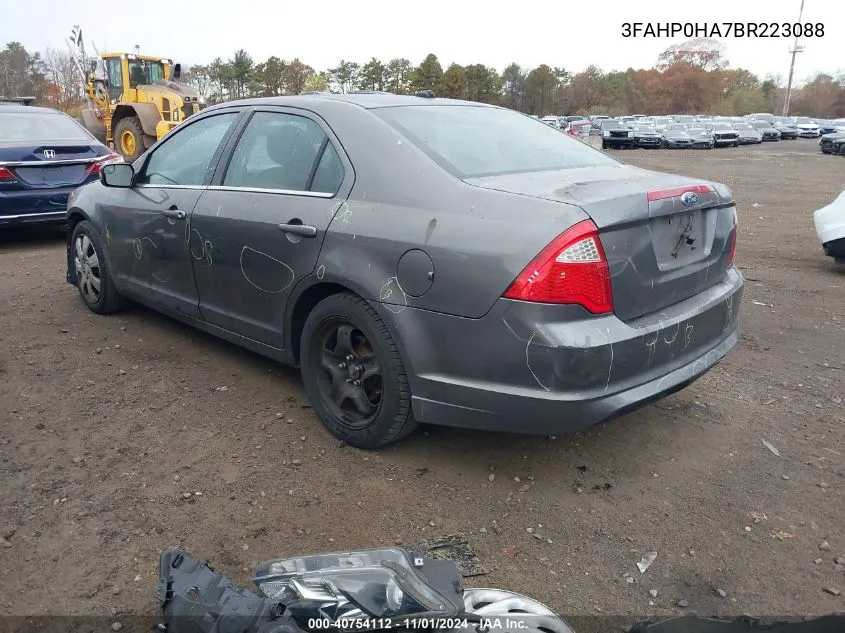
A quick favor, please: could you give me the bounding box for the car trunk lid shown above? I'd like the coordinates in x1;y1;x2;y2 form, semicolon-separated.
464;165;737;322
0;143;102;187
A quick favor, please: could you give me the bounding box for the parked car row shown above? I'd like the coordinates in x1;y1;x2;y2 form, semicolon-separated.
598;118;744;150
591;111;845;150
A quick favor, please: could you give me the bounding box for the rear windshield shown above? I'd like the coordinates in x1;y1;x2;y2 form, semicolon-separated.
375;105;617;178
0;111;93;143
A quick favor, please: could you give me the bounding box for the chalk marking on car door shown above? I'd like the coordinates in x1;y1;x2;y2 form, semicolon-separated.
239;245;295;293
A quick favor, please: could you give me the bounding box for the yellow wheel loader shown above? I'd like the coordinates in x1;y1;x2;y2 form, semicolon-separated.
68;27;206;162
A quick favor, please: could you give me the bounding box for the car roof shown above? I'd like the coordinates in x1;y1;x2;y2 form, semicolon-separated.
211;93;495;111
0;104;67;114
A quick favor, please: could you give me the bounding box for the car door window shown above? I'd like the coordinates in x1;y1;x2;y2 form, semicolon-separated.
223;112;327;192
139;112;238;186
310;143;344;194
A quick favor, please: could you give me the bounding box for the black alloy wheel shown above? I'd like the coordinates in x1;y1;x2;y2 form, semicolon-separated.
315;318;383;428
300;293;417;448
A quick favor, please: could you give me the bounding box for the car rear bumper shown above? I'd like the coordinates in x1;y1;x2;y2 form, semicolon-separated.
382;268;743;435
0;188;74;226
822;238;845;261
713;138;737;145
814;198;845;245
0;210;66;227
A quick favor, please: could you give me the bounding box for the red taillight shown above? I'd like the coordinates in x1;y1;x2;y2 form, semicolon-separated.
86;152;122;175
503;219;613;314
727;226;737;266
0;166;17;181
646;184;713;202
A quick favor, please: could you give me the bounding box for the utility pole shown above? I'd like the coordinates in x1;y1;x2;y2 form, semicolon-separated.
782;0;805;116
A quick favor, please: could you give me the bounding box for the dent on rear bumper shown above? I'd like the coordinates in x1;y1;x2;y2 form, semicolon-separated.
380;268;743;434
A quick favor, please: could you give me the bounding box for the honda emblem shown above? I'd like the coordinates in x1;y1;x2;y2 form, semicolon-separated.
43;149;55;159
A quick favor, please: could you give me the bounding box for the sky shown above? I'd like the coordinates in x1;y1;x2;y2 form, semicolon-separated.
2;0;842;83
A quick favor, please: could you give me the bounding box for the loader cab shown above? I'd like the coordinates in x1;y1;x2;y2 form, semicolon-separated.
102;53;171;102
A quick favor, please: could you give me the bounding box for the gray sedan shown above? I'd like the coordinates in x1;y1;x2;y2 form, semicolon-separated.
65;93;743;448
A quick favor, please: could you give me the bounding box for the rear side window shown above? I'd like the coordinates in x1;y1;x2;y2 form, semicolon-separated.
310;143;343;194
223;111;333;192
0;111;93;143
375;105;616;179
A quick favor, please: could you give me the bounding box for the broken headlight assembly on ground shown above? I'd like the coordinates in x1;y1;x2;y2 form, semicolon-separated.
252;548;464;624
155;547;470;633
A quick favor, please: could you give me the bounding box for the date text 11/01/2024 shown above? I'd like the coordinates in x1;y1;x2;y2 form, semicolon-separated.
621;22;824;38
306;618;530;630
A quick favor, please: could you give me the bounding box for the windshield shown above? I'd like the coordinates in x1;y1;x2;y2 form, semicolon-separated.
794;117;812;123
0;110;93;143
711;123;732;130
636;125;657;132
735;124;754;131
375;105;617;178
675;116;694;123
600;120;624;128
753;121;770;129
666;124;686;130
127;60;165;87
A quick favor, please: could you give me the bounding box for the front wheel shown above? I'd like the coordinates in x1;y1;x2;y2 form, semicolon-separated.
71;220;130;314
113;116;146;162
300;293;417;448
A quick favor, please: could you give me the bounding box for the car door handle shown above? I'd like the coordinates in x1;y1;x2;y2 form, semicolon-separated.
278;223;317;238
161;207;185;220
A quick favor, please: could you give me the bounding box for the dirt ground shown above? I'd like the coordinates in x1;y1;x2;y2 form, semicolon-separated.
1;140;843;628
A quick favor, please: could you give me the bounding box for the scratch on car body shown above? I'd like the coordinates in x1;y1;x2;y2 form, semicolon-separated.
593;327;614;391
682;324;694;351
525;330;552;392
379;277;408;314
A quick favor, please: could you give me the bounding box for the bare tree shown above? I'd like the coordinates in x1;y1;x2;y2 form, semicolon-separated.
43;47;83;109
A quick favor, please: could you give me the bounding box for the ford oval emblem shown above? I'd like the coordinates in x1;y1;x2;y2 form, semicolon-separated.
681;191;699;206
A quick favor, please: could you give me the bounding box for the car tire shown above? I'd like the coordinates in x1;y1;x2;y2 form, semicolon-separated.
601;141;607;150
733;140;739;147
300;292;418;449
71;220;130;314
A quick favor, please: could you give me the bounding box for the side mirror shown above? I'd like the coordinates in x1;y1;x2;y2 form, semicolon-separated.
172;63;182;81
100;163;135;188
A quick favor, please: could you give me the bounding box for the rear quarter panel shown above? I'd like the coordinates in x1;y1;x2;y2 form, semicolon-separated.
310;101;590;319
